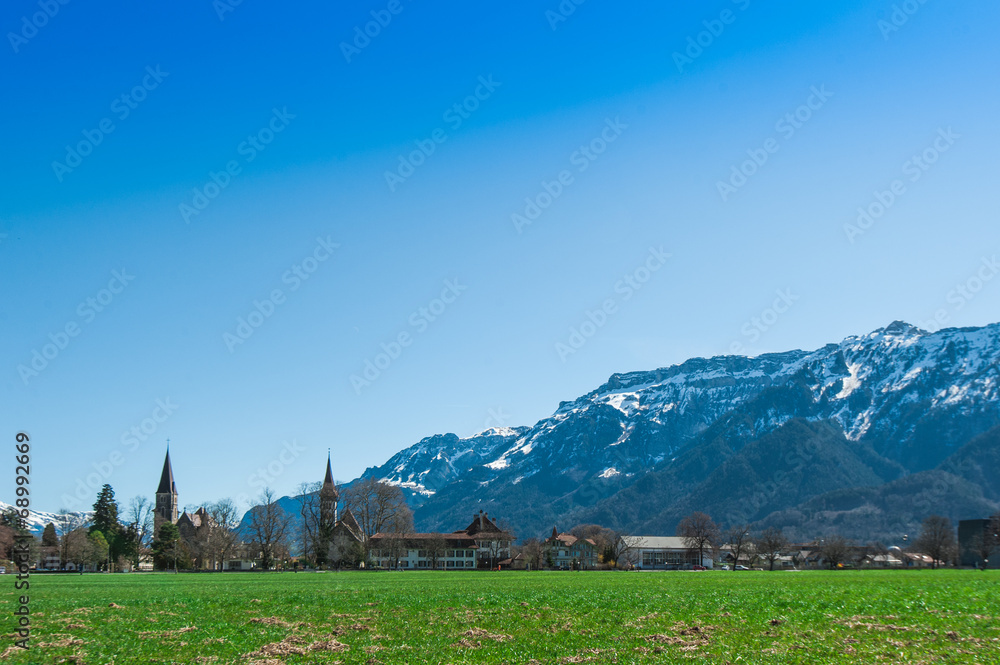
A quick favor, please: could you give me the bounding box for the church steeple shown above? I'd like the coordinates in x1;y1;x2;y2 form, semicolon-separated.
319;449;339;532
323;450;335;487
157;447;176;495
154;446;179;534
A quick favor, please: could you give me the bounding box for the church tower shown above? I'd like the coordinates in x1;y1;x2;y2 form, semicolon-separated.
319;451;339;530
154;447;179;535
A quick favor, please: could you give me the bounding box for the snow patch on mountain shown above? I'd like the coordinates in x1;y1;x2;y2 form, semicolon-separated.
361;321;1000;528
0;501;92;537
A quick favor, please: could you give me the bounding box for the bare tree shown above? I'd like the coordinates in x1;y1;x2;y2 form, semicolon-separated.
481;517;516;570
618;536;641;569
851;542;872;569
296;481;322;566
123;496;153;569
725;524;752;571
425;535;447;570
606;534;641;569
203;499;242;570
375;507;414;570
819;535;853;569
677;512;720;567
968;534;990;567
246;488;292;571
55;510;90;569
914;515;956;569
343;478;412;555
755;527;788;571
63;528;91;570
519;538;543;570
567;524;612;551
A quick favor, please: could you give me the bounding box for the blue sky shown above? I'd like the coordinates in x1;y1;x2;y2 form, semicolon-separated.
3;0;998;513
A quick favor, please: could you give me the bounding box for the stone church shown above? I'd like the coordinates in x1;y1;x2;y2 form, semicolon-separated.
154;448;216;568
315;453;364;565
153;447;363;569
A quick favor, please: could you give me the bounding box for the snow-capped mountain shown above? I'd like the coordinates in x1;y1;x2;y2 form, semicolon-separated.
360;322;1000;540
357;427;528;503
0;501;92;536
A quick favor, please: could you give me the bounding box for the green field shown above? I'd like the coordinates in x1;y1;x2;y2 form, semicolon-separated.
2;570;998;664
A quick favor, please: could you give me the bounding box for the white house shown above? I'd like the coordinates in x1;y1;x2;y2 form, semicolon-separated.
625;536;715;569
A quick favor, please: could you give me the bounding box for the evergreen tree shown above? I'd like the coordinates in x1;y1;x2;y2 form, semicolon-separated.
153;522;182;572
91;485;120;535
42;522;58;547
91;484;126;566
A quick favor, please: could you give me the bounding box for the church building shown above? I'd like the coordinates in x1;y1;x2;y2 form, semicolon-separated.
315;453;364;566
153;448;217;569
153;447;363;570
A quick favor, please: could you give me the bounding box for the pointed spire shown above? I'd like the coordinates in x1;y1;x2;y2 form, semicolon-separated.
157;447;176;495
323;449;334;486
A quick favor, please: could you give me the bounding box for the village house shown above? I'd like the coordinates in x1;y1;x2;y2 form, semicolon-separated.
369;511;512;570
542;528;598;570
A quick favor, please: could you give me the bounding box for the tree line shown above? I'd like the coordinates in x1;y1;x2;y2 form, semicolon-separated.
0;477;418;572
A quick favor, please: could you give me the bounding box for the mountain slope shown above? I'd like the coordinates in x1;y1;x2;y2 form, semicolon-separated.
0;502;92;537
360;322;1000;540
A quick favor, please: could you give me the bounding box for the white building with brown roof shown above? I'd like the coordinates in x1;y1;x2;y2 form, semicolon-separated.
369;511;512;570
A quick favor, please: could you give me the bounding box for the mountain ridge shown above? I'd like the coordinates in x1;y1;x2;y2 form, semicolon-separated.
358;321;1000;542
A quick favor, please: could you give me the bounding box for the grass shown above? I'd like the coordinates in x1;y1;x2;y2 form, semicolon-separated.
1;570;998;664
